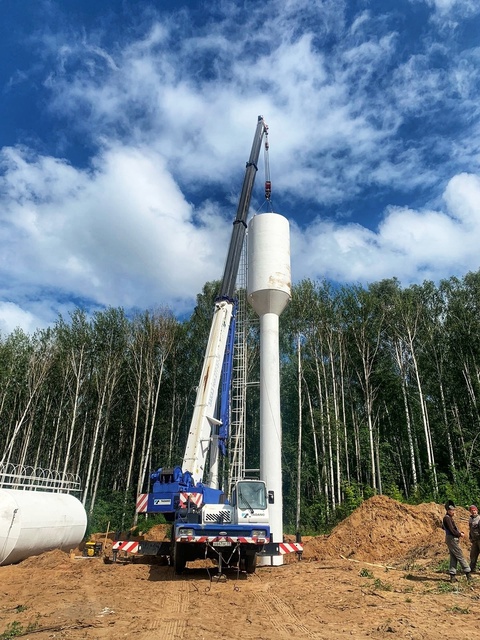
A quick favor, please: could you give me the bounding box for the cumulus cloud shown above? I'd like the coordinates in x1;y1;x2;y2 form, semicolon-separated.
419;0;480;15
0;143;229;332
293;172;480;284
0;303;42;337
1;0;480;333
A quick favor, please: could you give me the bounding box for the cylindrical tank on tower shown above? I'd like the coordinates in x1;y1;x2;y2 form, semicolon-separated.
247;212;291;566
0;489;87;566
247;213;291;316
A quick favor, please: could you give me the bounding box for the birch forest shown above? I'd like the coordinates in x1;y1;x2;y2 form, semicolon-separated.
2;270;480;534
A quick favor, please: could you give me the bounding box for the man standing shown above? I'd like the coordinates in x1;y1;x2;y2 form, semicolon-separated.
468;505;480;573
443;501;472;583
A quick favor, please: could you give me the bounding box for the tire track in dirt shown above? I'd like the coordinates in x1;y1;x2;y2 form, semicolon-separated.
256;591;323;638
133;578;190;640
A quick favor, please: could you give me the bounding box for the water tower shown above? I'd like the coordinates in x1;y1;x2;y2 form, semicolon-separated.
247;212;291;566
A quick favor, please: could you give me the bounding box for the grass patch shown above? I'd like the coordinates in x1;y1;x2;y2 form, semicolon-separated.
447;605;470;614
13;606;26;614
436;582;458;594
373;578;393;591
433;559;450;573
0;621;39;639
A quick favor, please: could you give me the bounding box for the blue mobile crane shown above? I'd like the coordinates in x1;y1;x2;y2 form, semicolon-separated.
137;116;272;574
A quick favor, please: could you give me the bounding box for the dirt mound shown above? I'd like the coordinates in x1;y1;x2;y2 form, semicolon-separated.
142;523;170;541
303;495;470;565
19;548;72;569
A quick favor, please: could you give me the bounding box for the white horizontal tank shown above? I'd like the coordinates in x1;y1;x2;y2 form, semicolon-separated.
0;489;87;565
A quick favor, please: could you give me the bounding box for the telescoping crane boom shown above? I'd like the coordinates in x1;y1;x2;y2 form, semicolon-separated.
182;115;268;488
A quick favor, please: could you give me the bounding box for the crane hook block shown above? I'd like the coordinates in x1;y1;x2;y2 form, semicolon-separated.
265;180;272;200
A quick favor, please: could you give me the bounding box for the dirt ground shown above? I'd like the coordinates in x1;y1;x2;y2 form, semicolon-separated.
1;495;480;639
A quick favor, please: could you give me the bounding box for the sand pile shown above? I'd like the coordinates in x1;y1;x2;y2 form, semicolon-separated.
303;495;470;565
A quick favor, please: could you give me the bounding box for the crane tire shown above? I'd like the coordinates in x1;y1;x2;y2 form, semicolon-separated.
244;552;257;574
173;543;187;574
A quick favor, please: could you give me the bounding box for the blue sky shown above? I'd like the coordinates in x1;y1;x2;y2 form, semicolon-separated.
1;0;480;334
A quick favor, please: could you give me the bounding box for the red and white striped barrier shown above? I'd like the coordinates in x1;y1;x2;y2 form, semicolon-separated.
278;542;303;554
136;493;148;513
112;541;139;554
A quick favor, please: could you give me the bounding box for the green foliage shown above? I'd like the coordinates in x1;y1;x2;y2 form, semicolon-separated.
13;606;26;614
362;485;377;500
330;482;368;527
86;490;135;536
409;468;444;504
343;481;365;512
384;484;404;502
433;558;450;573
288;499;329;534
133;513;168;535
373;578;392;591
0;622;23;640
324;482;364;526
409;467;480;509
447;606;470;614
436;582;458;594
0;621;39;639
358;567;393;591
8;271;480;534
440;470;480;510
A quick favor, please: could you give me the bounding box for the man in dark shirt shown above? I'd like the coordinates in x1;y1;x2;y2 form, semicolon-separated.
443;501;472;583
468;505;480;572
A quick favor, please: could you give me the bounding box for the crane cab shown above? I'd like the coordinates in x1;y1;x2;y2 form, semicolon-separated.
231;479;269;525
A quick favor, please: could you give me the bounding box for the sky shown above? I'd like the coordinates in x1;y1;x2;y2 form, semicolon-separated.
1;0;480;335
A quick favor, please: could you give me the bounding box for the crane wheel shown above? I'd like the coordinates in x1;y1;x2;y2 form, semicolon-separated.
173;543;187;574
244;553;257;574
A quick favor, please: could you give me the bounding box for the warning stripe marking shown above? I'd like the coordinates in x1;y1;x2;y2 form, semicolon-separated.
278;543;303;554
174;535;265;544
112;541;139;553
136;493;148;513
179;492;203;508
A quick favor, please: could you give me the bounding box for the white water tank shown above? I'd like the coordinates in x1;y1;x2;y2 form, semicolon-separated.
247;212;291;567
0;489;87;565
247;213;291;315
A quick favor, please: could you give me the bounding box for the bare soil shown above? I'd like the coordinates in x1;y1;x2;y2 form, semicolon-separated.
1;495;479;639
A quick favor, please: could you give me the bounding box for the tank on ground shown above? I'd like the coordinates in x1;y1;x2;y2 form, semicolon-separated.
0;488;87;565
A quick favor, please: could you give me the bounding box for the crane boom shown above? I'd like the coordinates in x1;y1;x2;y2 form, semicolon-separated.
182;115;268;486
220;116;268;299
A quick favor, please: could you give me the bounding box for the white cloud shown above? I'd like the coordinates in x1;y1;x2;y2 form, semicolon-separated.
0;303;42;336
0;143;230;331
292;171;480;285
420;0;480;15
1;1;480;333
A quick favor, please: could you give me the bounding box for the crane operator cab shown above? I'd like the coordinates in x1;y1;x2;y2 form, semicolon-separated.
232;480;269;525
